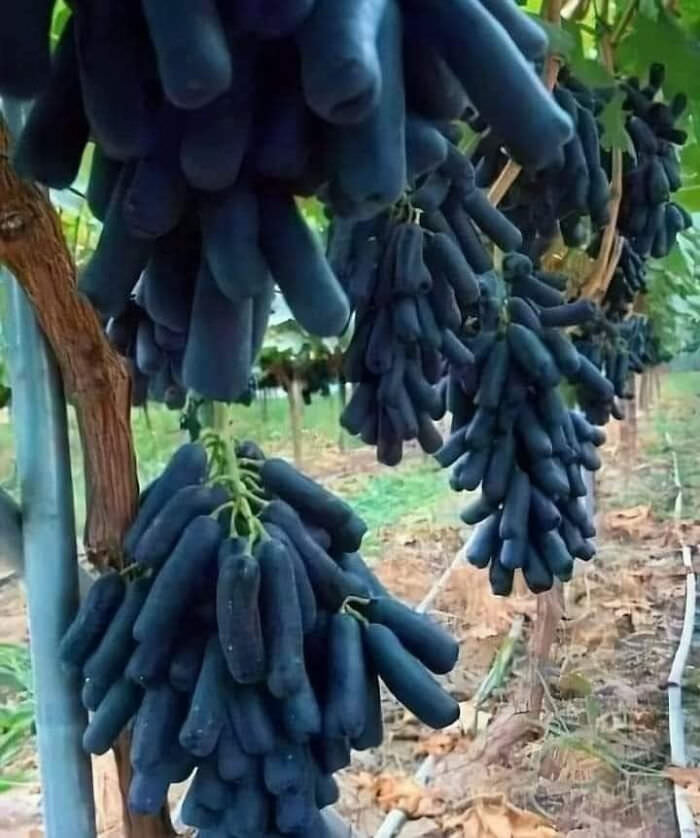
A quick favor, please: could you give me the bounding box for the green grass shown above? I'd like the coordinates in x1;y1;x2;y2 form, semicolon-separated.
0;643;34;792
0;390;355;535
605;371;700;521
330;457;460;555
649;371;700;520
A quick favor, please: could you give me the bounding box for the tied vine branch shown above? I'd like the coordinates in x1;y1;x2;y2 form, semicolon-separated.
0;115;138;570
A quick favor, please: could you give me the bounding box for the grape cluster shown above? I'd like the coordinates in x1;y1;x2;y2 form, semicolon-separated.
474;69;612;258
3;0;574;406
105;300;186;410
571;313;667;424
333;134;522;464
570;319;631;424
602;239;647;316
616;64;692;257
435;253;607;594
60;442;458;835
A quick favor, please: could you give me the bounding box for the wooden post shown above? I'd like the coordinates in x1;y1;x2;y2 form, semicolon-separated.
337;374;347;453
287;377;304;467
527;584;564;714
639;371;650;413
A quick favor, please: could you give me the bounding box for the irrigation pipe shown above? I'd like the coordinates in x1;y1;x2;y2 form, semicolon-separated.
375;589;525;838
664;433;697;838
417;548;467;614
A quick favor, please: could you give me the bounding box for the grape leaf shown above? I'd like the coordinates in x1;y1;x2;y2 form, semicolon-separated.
638;0;659;19
617;11;700;100
681;141;700;180
530;16;577;56
667;294;700;317
599;90;635;155
569;56;615;87
677;185;700;213
559;19;614;87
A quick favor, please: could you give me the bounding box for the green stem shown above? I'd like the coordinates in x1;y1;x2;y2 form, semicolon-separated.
241;488;267;508
212;499;238;518
238;458;263;469
610;0;637;45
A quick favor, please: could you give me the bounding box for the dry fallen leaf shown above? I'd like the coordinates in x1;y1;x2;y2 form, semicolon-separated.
468;623;501;640
558;671;592;699
664;767;700;818
603;505;656;539
348;772;445;817
664;766;700;787
415;731;459;757
444;795;561;837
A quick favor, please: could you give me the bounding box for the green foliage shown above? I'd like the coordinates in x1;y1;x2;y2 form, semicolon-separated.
332;460;456;555
646;226;700;354
561;19;615;87
679;140;700;211
616;9;700;151
298;196;329;238
0;644;34;792
259;293;344;388
599;89;636;155
50;0;70;47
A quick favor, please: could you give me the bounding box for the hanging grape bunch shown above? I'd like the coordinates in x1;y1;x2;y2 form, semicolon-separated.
433;253;606;594
59;441;459;835
615;63;692;257
472;67;612;259
570;313;668;425
601;239;647;315
2;0;574;408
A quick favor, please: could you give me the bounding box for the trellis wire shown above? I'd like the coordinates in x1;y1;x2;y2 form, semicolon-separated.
375;548;525;838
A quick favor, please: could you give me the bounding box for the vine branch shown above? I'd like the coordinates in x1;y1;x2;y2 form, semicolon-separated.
610;0;638;46
0;116;138;570
580;30;624;301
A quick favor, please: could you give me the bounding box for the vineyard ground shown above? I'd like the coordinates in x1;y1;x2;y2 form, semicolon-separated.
0;374;699;834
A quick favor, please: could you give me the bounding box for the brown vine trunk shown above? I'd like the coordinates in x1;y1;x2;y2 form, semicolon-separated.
0;116;173;837
519;0;565;720
0;117;137;569
639;370;650;412
580;33;624;301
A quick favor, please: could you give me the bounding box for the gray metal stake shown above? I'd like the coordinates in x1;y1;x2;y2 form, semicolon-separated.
1;98;97;838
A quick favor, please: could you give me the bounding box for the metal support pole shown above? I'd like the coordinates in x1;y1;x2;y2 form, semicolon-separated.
1;98;97;838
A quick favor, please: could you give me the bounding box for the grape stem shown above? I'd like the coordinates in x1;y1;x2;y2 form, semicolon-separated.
580;30;624;301
203;430;267;543
342;602;371;625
